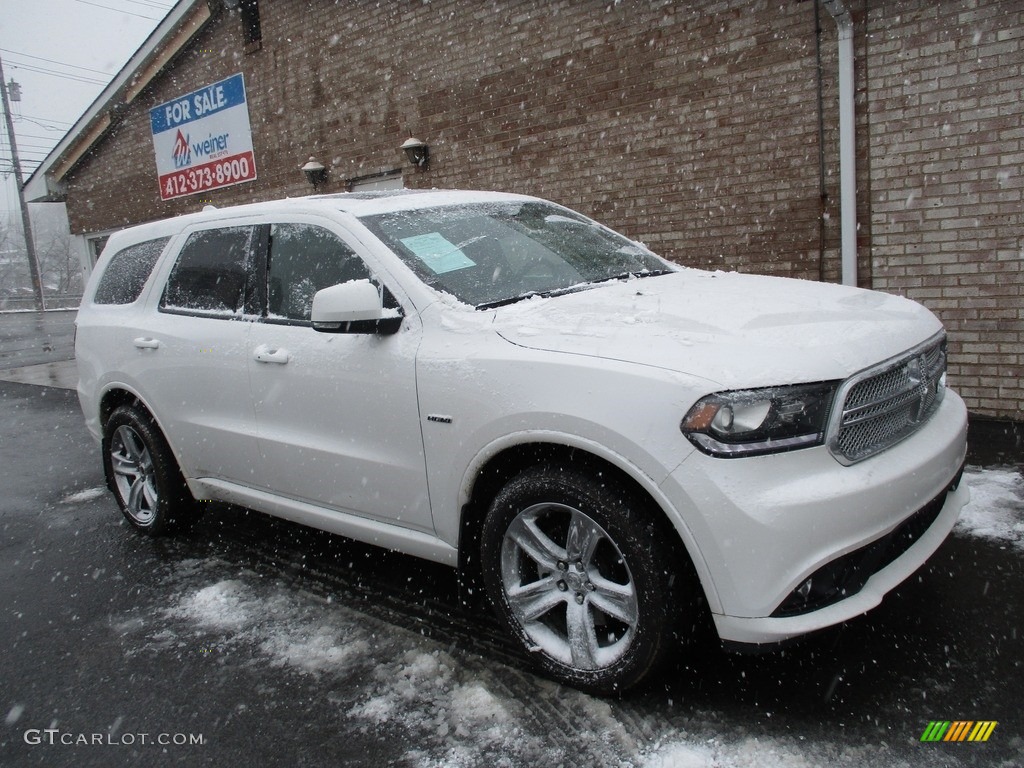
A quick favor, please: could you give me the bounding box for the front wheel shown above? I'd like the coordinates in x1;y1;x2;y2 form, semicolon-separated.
481;465;680;694
102;404;197;536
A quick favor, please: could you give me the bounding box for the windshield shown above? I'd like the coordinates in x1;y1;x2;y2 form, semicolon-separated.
359;201;672;307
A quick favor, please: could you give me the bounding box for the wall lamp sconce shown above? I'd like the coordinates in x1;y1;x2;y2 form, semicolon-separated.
400;138;430;169
301;156;328;191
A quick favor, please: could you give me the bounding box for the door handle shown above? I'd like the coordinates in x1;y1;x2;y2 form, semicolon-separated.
253;345;290;365
133;337;161;349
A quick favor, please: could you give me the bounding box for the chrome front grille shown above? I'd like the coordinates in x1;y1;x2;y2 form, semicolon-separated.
829;333;947;465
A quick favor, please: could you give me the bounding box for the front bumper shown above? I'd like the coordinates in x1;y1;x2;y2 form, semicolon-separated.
660;390;968;645
713;480;967;646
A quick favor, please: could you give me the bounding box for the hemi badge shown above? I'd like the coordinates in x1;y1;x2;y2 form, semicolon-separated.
427;415;453;424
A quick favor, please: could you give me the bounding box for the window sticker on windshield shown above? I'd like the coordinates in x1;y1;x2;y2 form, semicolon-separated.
400;232;476;275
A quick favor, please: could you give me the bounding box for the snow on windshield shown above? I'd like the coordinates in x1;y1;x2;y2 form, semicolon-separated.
360;201;669;308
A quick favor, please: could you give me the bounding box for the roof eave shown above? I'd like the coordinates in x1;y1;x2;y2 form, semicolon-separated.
23;0;218;203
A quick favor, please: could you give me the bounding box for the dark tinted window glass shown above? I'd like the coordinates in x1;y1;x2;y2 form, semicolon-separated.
93;237;169;305
161;227;253;314
267;224;370;322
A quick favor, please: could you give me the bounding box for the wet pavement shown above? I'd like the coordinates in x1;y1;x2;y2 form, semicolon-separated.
0;310;77;371
0;311;1022;767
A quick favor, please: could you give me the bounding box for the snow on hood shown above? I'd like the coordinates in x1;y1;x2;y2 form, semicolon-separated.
492;269;943;390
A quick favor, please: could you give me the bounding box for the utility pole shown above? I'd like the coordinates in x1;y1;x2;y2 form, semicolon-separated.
0;53;44;310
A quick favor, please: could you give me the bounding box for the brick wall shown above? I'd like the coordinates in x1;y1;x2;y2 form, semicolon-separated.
864;0;1023;418
62;0;1022;420
69;0;834;281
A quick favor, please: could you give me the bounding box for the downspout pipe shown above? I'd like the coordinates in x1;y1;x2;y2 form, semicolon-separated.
823;0;858;287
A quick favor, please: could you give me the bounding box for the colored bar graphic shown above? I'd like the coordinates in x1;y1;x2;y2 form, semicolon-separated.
968;721;998;742
921;721;950;742
945;721;973;741
921;721;997;742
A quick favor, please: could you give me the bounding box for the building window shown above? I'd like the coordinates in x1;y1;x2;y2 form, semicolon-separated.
348;170;404;192
87;235;110;267
241;0;261;51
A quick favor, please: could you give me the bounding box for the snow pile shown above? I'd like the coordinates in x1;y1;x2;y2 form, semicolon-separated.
59;485;107;504
168;577;370;676
154;570;961;768
638;737;922;768
350;649;548;768
260;618;370;675
958;468;1024;552
160;573;576;765
172;579;253;631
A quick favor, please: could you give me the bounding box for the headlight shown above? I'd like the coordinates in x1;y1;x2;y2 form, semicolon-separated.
681;382;838;458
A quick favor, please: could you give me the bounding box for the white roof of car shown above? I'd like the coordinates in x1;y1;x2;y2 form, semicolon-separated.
100;190;536;255
315;188;534;216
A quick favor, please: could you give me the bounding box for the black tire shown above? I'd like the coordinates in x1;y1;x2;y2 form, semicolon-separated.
102;404;198;536
480;463;683;694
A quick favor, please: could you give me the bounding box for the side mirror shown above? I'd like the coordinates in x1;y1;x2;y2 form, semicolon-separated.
311;280;403;335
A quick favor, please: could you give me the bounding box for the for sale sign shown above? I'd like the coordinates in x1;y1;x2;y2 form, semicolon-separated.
150;73;257;201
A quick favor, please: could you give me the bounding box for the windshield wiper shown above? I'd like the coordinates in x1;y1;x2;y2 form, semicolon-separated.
590;268;675;284
476;291;543;310
476;283;591;309
475;269;674;310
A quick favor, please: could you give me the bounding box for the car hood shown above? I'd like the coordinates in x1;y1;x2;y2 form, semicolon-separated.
491;270;943;390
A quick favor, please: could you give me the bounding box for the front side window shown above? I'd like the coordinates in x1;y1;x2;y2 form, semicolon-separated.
160;227;254;315
360;202;671;308
266;224;372;322
93;237;169;305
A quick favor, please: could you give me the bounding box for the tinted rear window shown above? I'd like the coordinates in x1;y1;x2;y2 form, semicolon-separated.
160;227;253;315
93;238;169;305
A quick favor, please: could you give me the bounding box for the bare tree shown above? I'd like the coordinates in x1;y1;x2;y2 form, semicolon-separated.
0;206;83;306
36;224;81;296
0;219;28;302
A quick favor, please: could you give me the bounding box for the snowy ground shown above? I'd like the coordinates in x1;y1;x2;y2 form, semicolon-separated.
954;467;1024;554
90;466;1022;768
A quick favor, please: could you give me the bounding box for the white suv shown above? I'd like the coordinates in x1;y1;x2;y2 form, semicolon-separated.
76;190;968;693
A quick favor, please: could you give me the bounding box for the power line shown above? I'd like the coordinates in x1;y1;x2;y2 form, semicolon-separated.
16;114;74;126
11;154;51;161
5;62;107;86
122;0;176;10
0;48;115;77
13;116;72;133
71;0;162;21
16;132;72;141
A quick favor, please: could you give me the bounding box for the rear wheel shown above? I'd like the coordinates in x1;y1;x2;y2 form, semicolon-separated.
481;464;681;694
103;404;197;536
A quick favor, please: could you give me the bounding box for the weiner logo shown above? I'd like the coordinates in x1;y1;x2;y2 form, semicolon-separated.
172;130;190;169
